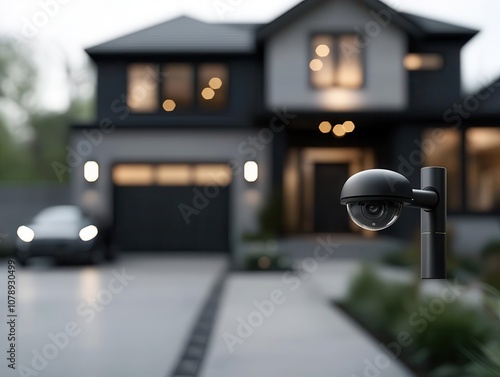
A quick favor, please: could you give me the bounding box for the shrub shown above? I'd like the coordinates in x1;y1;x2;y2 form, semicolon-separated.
340;266;500;375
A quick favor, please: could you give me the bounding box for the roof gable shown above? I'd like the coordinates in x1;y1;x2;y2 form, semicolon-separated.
257;0;478;41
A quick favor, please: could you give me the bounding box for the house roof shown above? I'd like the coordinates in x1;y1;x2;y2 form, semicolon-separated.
86;16;262;55
257;0;478;41
87;1;478;56
399;12;478;39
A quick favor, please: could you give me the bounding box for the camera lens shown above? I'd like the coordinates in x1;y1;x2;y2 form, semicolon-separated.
362;201;385;219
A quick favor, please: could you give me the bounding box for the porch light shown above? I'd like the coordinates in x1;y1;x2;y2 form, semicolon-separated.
343;121;355;133
84;161;99;182
332;124;346;137
318;121;332;133
244;161;258;182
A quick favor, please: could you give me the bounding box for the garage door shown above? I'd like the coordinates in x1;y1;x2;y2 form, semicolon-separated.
113;163;231;251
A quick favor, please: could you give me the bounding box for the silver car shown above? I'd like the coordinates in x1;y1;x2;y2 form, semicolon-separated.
15;205;108;266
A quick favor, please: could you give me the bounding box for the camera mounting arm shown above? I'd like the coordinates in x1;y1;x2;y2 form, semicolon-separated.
410;188;438;210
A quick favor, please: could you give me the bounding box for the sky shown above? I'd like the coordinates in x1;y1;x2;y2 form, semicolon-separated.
0;0;499;110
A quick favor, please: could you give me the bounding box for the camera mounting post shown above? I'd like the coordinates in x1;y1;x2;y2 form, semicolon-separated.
340;167;447;279
417;167;446;279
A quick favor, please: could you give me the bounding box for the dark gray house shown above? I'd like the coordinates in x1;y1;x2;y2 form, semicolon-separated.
71;0;500;256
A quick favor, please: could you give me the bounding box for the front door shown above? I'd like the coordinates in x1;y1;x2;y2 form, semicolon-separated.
314;163;350;232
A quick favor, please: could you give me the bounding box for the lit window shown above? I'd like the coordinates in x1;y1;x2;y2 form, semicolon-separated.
84;161;99;182
198;64;228;110
422;129;461;211
404;54;443;71
113;164;232;187
310;34;363;89
157;164;192;185
127;64;159;112
162;64;194;111
193;164;232;186
466;128;500;211
244;161;258;182
113;164;155;186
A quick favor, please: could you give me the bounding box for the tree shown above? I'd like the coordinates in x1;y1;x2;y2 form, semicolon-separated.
0;35;94;182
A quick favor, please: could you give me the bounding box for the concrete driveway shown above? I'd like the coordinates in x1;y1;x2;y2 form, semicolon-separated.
0;253;227;377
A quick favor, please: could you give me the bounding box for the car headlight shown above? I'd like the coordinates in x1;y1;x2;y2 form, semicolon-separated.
17;226;35;243
79;225;98;242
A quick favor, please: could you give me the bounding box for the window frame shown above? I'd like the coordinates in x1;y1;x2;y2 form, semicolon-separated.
126;61;230;115
422;125;500;215
308;32;366;90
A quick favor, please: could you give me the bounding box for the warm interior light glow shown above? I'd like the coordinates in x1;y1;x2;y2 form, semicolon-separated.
318;121;332;133
113;164;155;186
199;64;228;110
157;164;191;185
201;87;215;100
309;59;323;71
343;121;355;133
127;64;159;112
79;225;98;242
315;44;330;57
404;53;443;71
194;164;232;186
162;64;194;109
208;77;222;90
244;161;258;182
162;99;176;112
332;124;346;137
84;161;99;182
17;225;34;243
114;163;233;187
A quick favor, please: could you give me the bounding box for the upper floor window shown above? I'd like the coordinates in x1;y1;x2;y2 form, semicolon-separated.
404;53;443;71
127;63;159;112
127;63;229;113
310;34;363;89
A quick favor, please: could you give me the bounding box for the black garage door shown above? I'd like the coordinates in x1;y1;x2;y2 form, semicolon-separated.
113;163;231;251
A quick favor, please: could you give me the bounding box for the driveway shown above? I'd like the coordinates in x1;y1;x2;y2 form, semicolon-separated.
0;253;227;377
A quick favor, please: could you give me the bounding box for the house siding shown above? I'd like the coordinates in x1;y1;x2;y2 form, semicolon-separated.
70;128;272;250
265;0;407;111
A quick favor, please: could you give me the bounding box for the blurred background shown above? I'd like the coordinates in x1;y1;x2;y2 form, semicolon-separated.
1;1;500;376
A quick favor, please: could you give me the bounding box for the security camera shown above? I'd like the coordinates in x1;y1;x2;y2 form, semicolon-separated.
340;169;414;231
345;200;404;231
340;167;447;279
